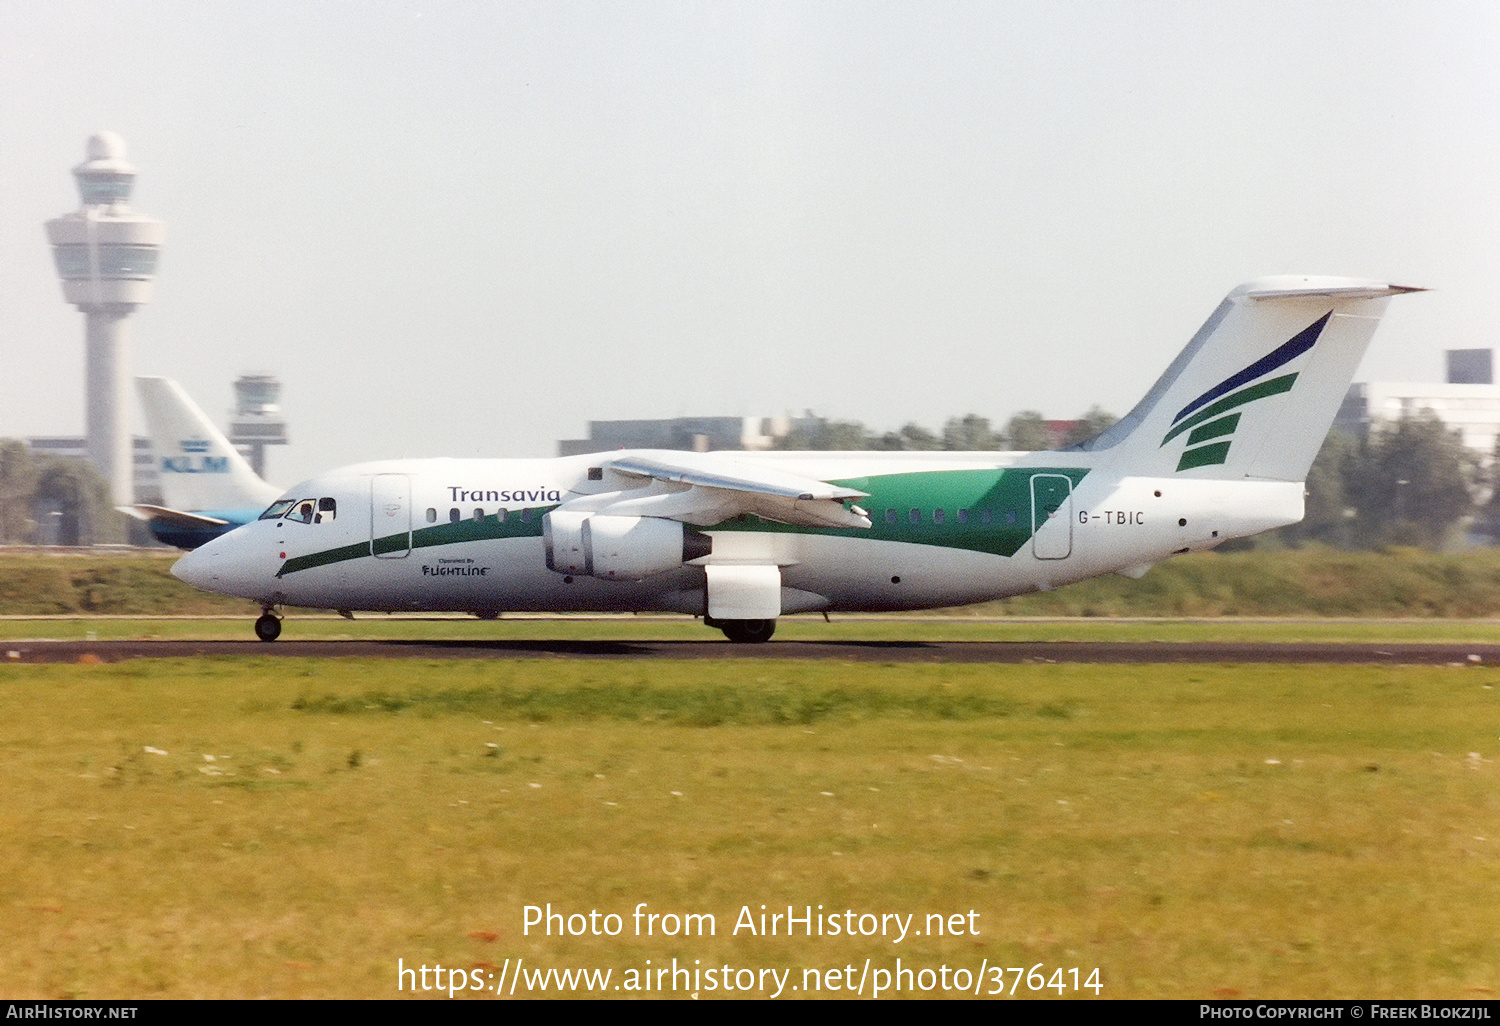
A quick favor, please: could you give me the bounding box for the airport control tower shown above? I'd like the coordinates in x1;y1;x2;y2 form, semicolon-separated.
228;374;289;479
45;133;165;505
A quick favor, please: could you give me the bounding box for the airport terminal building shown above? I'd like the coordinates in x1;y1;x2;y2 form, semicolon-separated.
1335;349;1500;461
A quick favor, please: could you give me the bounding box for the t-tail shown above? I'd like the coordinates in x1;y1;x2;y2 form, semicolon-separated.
120;377;283;549
1072;276;1424;482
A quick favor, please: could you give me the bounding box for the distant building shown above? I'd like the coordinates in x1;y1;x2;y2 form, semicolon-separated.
17;436;159;546
559;416;789;456
1446;349;1493;385
1334;349;1500;460
25;435;160;503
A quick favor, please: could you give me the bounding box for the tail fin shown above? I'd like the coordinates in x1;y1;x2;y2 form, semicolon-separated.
136;376;282;512
1075;277;1424;481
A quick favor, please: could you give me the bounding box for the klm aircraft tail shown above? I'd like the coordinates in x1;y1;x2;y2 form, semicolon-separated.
134;376;282;513
1073;277;1423;482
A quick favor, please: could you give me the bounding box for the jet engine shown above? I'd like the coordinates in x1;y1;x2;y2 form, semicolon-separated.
542;511;590;574
543;511;712;581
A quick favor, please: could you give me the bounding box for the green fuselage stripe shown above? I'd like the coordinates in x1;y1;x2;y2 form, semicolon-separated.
667;466;1092;559
278;511;551;577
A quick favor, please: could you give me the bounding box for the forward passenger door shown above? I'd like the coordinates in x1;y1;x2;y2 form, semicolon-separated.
371;474;412;558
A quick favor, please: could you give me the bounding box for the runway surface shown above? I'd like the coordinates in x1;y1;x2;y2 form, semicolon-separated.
6;639;1500;664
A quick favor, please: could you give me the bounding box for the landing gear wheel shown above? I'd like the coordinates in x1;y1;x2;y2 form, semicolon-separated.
254;613;282;642
719;618;776;643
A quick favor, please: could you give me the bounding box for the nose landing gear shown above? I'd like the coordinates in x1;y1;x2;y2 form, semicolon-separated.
254;609;282;642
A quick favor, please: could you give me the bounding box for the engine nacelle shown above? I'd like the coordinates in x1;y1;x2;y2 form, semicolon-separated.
542;511;590;574
542;512;712;581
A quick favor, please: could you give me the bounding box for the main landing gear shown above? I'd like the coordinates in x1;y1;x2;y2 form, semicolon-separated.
711;618;777;643
254;609;282;642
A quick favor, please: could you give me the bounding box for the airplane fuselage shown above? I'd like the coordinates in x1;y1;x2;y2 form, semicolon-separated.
177;451;1302;617
169;277;1419;641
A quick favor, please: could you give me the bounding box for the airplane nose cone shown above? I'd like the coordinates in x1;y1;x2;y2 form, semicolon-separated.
171;530;269;599
171;545;218;591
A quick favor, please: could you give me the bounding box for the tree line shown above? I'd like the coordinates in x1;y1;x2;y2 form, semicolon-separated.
0;440;117;545
773;407;1119;452
1284;411;1484;551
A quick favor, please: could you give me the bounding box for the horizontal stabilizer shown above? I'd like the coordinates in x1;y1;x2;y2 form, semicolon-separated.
118;504;230;528
1241;281;1426;301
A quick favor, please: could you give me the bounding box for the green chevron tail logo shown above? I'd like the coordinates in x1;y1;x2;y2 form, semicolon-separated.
1161;313;1330;472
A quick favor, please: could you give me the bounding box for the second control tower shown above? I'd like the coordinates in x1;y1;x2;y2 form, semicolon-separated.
229;374;289;479
45;133;165;506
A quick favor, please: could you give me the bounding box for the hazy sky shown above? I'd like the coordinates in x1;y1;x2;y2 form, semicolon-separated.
2;1;1497;486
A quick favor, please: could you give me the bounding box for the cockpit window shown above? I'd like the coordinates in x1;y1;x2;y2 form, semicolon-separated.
260;499;297;521
262;497;336;524
285;500;317;525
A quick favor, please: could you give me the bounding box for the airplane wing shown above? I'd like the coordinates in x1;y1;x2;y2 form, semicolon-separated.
117;504;231;528
564;452;872;531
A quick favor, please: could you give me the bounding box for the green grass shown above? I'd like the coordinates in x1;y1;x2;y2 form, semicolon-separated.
9;544;1500;618
1;657;1496;998
983;544;1500;617
0;551;244;615
2;612;1498;644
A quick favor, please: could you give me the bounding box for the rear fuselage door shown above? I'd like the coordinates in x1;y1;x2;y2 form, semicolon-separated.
371;473;412;558
1030;473;1073;559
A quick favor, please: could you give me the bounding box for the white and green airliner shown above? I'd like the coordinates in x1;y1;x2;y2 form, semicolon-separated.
172;276;1420;642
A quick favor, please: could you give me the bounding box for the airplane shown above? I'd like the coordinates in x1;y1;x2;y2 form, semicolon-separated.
170;276;1422;642
119;376;283;550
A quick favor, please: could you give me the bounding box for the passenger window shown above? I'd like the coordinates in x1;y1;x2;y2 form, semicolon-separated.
473;508;484;522
957;508;969;524
449;508;460;524
885;509;897;525
909;508;921;525
933;509;946;525
981;509;993;525
520;508;532;522
1006;510;1017;525
426;508;437;523
316;497;337;523
495;508;507;523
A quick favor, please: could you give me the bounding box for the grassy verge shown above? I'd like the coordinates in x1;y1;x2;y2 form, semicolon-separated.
2;657;1496;998
7;545;1500;619
0;550;245;615
983;545;1500;617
